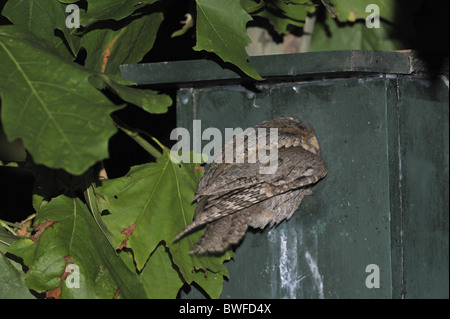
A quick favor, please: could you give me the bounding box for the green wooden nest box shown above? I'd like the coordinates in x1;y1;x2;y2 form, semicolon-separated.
120;50;449;299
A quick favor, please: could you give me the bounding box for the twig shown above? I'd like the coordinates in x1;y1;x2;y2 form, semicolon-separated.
0;219;34;235
0;219;18;236
113;120;163;160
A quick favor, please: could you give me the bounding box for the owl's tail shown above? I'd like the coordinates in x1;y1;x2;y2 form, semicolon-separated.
172;194;247;243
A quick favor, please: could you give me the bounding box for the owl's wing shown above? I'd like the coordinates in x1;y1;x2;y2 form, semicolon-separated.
193;162;260;199
173;186;263;242
195;146;327;198
173;147;327;243
262;146;328;187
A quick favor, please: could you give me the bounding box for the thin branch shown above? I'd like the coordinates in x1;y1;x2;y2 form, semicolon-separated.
113;119;163;160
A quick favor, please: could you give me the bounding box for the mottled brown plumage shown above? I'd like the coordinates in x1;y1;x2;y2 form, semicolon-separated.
173;117;328;255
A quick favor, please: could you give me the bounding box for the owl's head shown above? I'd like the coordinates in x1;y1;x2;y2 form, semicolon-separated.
256;117;321;155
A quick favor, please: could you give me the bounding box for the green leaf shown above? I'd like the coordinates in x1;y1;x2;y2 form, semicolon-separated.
81;0;159;26
240;0;265;14
0;26;123;175
83;12;164;75
7;195;147;298
0;227;18;254
92;74;172;114
0;251;35;299
0;228;11;254
81;11;171;113
331;0;395;23
191;269;224;299
97;149;232;298
83;174;117;254
194;0;261;80
310;17;404;51
141;245;184;298
253;0;313;34
107;80;172;114
1;0;78;57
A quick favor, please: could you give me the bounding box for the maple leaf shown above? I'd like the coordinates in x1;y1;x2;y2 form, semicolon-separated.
119;223;137;250
97;149;232;298
7;196;146;298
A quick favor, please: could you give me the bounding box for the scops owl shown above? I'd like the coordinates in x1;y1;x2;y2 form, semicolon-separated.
173;117;328;255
